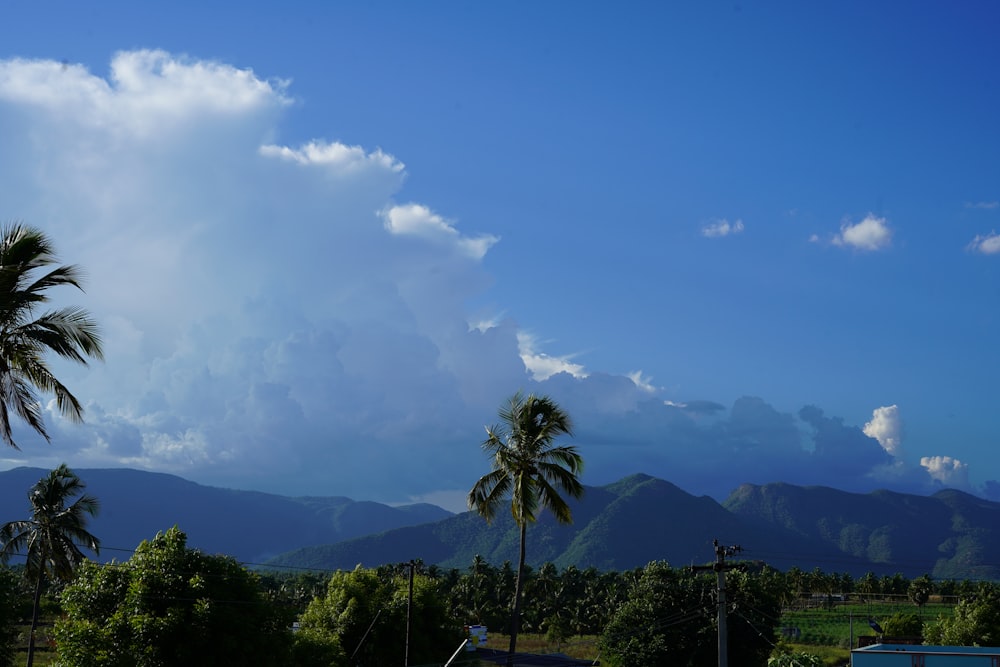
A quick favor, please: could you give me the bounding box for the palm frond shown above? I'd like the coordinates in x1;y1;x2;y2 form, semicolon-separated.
0;224;103;447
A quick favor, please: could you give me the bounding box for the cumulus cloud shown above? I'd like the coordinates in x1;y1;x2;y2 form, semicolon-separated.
381;203;499;259
832;214;892;251
701;218;744;238
0;50;289;139
920;456;970;488
799;404;893;478
260;141;404;175
967;231;1000;255
863;405;903;458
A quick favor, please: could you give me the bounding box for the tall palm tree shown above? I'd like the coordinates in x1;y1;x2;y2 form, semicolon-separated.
468;391;584;665
0;223;104;448
0;464;100;667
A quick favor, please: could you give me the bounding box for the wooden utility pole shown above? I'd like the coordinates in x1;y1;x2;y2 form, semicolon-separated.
692;539;743;667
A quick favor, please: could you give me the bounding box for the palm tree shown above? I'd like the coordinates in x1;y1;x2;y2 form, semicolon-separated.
0;223;104;448
0;464;100;667
468;391;584;664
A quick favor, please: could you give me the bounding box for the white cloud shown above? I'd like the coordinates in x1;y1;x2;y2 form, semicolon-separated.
920;455;969;488
965;201;999;210
833;214;892;251
967;231;1000;255
518;332;588;381
380;203;499;259
701;218;744;238
863;404;903;458
627;371;657;393
0;50;290;139
259;140;404;175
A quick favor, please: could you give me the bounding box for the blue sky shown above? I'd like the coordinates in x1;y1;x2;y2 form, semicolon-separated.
0;2;997;512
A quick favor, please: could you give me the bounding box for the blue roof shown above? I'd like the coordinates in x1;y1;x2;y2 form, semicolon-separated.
854;644;1000;655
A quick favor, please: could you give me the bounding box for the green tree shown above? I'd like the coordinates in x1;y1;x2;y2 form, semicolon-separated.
599;561;782;667
298;564;460;667
599;562;711;666
908;574;933;608
0;464;100;667
768;652;821;666
468;391;584;664
880;611;923;639
0;568;21;667
54;527;292;666
0;223;103;448
924;582;1000;646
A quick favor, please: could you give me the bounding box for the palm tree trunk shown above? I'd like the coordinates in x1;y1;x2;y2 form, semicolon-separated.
26;569;43;667
507;522;527;667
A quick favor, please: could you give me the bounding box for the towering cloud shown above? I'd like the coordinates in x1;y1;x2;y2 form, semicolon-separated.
0;51;985;508
863;405;903;458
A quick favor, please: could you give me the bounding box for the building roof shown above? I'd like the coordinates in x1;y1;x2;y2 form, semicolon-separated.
853;643;1000;656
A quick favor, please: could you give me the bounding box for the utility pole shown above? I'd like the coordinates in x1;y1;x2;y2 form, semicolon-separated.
692;539;743;667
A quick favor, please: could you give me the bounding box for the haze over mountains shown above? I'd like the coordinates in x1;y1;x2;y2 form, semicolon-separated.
1;467;996;580
0;468;450;564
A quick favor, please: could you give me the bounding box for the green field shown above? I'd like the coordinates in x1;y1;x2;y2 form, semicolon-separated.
780;600;954;648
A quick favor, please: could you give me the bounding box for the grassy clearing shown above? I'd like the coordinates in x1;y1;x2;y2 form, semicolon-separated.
780;600;954;648
489;634;602;662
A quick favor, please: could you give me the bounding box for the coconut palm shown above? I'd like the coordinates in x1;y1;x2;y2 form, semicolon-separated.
1;464;100;667
468;391;583;664
0;223;103;448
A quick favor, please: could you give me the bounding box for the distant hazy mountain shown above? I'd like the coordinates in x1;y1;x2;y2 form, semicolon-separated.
0;467;451;563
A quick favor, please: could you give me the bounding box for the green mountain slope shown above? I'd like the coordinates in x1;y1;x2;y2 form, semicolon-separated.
266;474;866;574
724;483;1000;579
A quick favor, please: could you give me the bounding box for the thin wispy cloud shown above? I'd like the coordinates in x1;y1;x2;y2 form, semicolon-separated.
701;218;744;238
965;201;999;210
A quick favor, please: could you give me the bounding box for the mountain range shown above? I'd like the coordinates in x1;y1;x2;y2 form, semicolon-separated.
1;467;997;580
0;467;450;564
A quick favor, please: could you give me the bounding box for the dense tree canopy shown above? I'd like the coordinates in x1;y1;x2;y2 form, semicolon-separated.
598;561;782;667
55;527;292;667
924;582;1000;647
297;564;462;667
